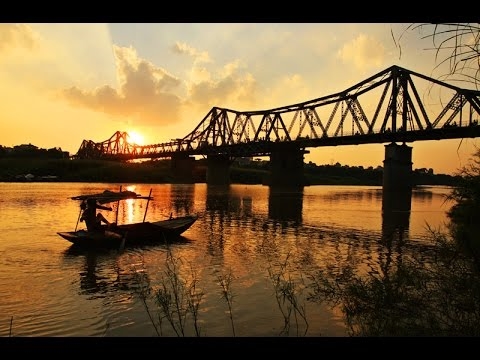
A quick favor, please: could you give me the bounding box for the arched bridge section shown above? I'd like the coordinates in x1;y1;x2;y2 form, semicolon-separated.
74;65;480;189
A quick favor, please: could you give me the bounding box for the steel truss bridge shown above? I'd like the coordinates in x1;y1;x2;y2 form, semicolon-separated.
74;65;480;161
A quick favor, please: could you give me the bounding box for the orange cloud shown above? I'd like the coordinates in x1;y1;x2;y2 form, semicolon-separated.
0;24;38;52
337;33;386;70
60;45;183;126
186;58;258;110
172;41;211;63
60;41;260;127
187;71;257;110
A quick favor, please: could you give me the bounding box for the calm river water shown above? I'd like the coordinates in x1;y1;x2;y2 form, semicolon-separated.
0;182;453;337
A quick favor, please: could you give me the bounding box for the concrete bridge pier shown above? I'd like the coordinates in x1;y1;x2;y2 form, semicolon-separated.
382;142;413;211
265;148;309;188
206;154;232;185
171;154;195;184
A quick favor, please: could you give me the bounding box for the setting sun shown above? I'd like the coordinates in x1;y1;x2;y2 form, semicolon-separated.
128;130;145;145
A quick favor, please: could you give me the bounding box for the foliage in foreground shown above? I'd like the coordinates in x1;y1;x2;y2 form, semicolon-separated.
395;23;480;89
445;147;480;268
306;147;480;336
131;243;309;337
307;227;480;336
134;222;480;337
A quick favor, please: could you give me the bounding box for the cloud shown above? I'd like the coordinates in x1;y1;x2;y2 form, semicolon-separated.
337;34;386;70
60;41;260;126
0;24;38;52
60;45;184;126
187;60;257;110
172;42;259;108
267;73;310;108
172;41;211;64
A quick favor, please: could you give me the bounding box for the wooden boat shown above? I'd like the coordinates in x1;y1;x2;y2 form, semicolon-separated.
57;188;198;249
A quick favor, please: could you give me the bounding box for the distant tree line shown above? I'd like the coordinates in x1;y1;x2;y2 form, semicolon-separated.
233;158;459;186
0;144;69;159
0;143;459;186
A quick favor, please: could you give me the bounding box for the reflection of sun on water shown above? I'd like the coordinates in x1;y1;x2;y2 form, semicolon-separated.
117;185;150;224
125;185;136;223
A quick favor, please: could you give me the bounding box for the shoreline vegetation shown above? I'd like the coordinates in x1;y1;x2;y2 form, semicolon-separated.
0;157;459;186
0;143;459;186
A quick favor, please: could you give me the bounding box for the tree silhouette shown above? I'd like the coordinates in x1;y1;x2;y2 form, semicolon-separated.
394;23;480;89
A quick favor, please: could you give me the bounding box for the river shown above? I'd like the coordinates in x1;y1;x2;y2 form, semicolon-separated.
0;182;453;337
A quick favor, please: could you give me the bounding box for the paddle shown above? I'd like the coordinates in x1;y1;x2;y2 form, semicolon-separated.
75;200;86;231
143;188;153;222
119;231;128;252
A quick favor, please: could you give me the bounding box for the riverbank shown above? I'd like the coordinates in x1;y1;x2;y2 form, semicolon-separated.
0;157;460;186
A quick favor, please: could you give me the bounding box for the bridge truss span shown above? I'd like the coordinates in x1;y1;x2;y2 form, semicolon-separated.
74;65;480;161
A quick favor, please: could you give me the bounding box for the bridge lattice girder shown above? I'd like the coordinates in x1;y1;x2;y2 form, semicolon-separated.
74;65;480;160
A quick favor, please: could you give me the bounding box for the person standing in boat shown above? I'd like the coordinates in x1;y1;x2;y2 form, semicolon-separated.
80;198;113;232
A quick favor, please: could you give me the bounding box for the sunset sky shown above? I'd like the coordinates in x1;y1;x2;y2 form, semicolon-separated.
0;23;478;175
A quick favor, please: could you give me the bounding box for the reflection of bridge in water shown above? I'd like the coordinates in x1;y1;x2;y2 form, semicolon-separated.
200;184;436;242
64;185;440;310
200;184;439;280
74;65;480;195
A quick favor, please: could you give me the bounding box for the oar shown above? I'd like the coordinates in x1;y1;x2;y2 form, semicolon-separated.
75;201;85;231
119;231;128;252
115;185;122;225
143;188;152;222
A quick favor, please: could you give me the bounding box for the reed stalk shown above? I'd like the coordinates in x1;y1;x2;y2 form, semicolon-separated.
131;253;161;336
267;252;309;336
217;270;236;336
153;245;204;336
185;262;203;337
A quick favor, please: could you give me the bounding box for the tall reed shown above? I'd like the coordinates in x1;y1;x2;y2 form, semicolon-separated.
131;252;162;336
266;252;309;336
217;270;236;336
148;245;204;336
133;243;312;336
